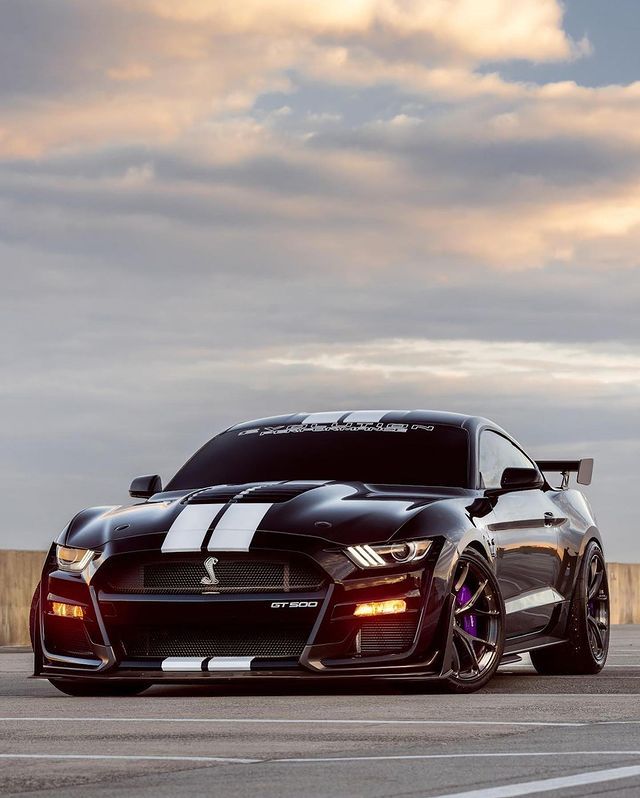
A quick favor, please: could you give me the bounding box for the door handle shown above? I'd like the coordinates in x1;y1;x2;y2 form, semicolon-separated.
544;512;555;527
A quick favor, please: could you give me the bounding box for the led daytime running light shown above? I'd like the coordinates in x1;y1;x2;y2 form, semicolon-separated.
346;539;432;569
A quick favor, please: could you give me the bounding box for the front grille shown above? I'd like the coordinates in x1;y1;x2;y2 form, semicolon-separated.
121;626;309;658
359;618;417;654
104;556;325;594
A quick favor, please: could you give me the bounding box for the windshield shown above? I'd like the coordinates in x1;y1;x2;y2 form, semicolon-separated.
167;421;469;489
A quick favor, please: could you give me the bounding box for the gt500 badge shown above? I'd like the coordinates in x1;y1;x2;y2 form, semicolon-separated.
271;601;319;609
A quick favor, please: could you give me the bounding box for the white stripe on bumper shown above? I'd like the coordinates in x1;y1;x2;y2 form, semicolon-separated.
207;657;254;671
162;503;226;552
161;657;205;672
160;657;255;672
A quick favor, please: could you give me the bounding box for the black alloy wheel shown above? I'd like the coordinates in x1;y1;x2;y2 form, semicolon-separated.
585;548;609;664
531;540;609;675
445;549;505;693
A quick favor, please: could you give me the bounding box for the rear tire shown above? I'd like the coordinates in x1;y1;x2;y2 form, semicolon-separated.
49;680;151;697
530;540;609;675
443;549;505;693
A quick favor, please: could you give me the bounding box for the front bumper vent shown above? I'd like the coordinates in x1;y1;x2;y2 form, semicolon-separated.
359;618;417;654
121;626;310;659
45;617;94;657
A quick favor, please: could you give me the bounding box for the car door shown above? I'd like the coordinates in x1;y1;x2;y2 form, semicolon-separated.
479;430;565;637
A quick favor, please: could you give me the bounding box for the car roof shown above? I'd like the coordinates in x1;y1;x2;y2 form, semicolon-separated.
229;410;503;434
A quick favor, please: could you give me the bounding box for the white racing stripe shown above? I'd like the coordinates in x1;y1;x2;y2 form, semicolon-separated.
162;504;225;553
162;499;273;554
208;657;253;671
426;764;640;798
300;411;347;424
161;657;205;672
342;410;394;423
208;504;273;552
161;657;255;672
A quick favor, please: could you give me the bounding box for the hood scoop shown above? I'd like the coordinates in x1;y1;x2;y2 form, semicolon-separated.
187;481;327;505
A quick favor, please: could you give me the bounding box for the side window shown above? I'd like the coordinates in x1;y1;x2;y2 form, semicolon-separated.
479;431;536;489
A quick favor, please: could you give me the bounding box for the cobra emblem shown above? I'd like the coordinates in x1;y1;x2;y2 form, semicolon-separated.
200;556;219;586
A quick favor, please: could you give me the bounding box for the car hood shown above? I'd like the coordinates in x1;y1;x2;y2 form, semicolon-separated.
63;480;475;552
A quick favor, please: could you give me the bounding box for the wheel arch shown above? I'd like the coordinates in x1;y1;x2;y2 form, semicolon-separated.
465;540;490;560
579;528;604;559
455;528;494;566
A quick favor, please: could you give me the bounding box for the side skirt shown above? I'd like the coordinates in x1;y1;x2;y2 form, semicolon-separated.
503;635;567;656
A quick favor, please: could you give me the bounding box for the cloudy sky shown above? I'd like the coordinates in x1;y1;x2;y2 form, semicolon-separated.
1;0;639;560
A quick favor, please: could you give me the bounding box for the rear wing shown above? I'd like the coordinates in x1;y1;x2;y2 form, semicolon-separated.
535;458;594;488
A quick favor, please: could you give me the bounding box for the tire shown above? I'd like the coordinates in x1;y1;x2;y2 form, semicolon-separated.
34;582;150;695
530;540;609;675
443;549;505;693
49;680;151;697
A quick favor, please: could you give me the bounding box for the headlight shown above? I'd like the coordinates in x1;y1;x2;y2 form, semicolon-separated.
56;545;96;573
346;539;432;569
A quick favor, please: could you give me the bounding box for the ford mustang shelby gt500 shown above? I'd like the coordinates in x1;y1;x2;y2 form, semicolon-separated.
31;410;609;694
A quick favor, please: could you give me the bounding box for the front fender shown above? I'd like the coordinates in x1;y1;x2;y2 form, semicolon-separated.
63;506;119;546
579;525;604;557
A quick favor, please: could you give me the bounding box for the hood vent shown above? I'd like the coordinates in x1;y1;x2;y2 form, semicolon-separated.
187;481;325;505
187;486;245;503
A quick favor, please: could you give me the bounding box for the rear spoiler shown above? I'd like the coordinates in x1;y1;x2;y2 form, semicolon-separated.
535;458;594;487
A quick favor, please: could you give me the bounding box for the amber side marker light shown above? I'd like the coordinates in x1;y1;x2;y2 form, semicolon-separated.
353;599;407;617
51;601;84;619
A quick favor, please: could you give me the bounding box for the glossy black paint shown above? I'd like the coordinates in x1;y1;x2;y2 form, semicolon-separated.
33;410;602;683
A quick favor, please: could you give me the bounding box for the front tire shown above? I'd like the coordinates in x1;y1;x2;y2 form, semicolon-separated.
530;540;609;675
29;584;40;650
444;549;505;693
49;680;151;697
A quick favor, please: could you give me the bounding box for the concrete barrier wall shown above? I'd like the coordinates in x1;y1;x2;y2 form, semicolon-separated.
0;551;638;646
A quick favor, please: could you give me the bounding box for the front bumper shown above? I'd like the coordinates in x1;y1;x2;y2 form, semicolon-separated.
35;540;455;682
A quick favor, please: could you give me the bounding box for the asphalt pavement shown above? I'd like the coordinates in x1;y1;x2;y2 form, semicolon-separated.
1;626;640;797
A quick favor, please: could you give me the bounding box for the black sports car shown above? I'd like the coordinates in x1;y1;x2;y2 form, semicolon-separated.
32;410;609;694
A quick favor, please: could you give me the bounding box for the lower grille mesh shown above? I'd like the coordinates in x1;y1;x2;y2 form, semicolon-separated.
46;618;93;656
121;627;309;658
359;618;417;654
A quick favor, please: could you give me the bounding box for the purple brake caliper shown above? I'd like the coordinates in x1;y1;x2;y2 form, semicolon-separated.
457;584;477;635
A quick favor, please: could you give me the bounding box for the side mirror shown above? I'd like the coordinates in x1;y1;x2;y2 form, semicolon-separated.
500;467;544;491
129;474;162;499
